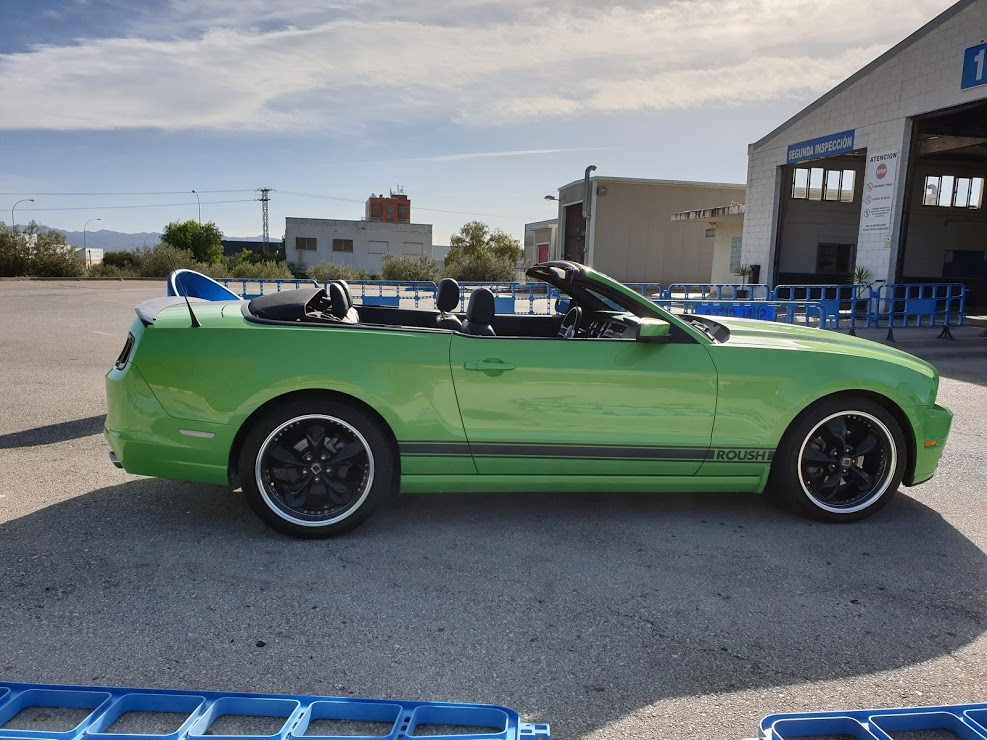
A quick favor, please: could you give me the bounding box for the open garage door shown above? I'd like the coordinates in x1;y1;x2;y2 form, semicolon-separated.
773;154;865;285
898;99;987;309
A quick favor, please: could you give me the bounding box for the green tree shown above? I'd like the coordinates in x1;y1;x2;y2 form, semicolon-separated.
160;220;224;263
445;221;522;266
29;226;83;277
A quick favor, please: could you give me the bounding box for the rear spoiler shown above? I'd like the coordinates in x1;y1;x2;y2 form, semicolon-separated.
136;296;214;326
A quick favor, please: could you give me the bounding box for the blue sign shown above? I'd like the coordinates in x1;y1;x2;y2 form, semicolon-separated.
786;130;856;165
961;42;987;90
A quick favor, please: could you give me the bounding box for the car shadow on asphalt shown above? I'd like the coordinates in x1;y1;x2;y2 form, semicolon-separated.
0;415;106;449
0;480;983;740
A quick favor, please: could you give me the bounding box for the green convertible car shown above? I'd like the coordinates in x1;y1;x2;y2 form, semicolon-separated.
105;262;952;537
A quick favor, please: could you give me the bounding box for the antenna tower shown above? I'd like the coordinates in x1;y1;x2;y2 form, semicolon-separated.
256;188;274;252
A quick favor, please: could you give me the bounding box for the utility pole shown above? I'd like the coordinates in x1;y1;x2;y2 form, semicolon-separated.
256;188;273;253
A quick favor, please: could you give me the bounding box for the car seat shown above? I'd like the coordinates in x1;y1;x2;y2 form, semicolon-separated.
460;288;496;336
435;278;462;330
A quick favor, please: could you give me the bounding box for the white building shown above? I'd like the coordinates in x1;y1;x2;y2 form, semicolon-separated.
523;218;558;266
75;247;103;267
740;0;987;304
284;218;434;275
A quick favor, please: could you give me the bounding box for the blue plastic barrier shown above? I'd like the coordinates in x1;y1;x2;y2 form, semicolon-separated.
665;283;771;301
774;284;875;329
0;681;549;740
760;700;987;739
876;282;966;329
659;299;830;328
217;278;320;300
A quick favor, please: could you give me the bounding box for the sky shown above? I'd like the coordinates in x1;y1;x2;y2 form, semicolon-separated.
0;0;958;245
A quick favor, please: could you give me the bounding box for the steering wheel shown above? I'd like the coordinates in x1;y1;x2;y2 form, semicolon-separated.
558;306;583;339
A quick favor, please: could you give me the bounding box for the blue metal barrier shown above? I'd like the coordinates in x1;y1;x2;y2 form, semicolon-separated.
623;283;664;300
665;283;771;301
774;284;875;329
343;281;437;308
218;278;319;299
875;283;966;329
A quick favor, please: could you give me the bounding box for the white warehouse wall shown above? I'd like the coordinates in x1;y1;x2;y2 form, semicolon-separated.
285;217;434;275
742;0;987;284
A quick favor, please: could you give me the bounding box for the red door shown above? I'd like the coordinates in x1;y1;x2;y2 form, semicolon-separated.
537;244;549;262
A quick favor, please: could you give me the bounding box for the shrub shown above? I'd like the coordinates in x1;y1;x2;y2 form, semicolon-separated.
226;260;295;280
380;254;441;282
29;231;84;277
307;262;368;283
133;243;199;277
102;251;139;270
0;224;31;277
87;263;137;278
445;253;516;282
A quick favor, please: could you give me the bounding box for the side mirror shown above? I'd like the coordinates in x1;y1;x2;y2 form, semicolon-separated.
635;318;670;342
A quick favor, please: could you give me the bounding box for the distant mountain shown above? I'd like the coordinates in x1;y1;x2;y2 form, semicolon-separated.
31;226;267;251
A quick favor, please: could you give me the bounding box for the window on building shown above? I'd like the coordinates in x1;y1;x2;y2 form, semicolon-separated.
402;242;424;255
816;243;855;274
332;239;354;252
791;167;856;202
923;175;985;208
729;236;743;273
296;237;317;251
368;240;389;254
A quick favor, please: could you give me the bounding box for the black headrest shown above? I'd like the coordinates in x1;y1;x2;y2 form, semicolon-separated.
328;281;352;319
436;278;460;313
466;288;495;325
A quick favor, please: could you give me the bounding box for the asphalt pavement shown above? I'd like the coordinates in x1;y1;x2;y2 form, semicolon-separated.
0;280;985;740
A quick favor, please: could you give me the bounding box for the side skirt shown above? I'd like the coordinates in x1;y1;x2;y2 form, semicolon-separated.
399;474;765;495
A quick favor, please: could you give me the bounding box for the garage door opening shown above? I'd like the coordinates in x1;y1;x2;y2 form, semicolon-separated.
897;99;987;309
773;154;865;285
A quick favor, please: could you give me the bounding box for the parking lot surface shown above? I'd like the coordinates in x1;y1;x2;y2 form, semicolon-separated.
1;280;985;740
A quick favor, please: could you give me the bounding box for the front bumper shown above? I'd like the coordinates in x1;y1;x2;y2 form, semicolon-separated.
907;403;952;486
105;362;233;486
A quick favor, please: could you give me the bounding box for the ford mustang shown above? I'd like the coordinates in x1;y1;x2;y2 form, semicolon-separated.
104;262;952;537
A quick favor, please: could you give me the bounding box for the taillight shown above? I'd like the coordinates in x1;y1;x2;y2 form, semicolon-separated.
115;332;135;370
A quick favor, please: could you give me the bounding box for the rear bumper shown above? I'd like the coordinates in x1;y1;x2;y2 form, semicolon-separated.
105;363;233;486
907;403;952;486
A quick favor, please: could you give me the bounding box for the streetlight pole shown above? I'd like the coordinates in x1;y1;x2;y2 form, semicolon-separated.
84;218;101;250
11;199;34;232
192;190;201;224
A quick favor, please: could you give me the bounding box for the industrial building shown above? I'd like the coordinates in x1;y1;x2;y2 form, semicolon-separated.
284;190;436;275
544;176;745;285
737;0;987;303
284;217;434;275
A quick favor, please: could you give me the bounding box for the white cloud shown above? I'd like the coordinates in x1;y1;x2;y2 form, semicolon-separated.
0;0;956;132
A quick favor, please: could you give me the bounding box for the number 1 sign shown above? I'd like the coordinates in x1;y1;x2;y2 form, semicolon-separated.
961;42;987;90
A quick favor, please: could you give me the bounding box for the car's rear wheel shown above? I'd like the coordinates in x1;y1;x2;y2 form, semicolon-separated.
238;398;394;537
767;396;907;522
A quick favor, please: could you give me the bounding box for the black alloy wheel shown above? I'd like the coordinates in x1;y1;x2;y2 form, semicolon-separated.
238;399;394;537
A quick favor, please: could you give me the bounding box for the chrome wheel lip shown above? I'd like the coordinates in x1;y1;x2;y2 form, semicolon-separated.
254;414;375;528
797;410;896;514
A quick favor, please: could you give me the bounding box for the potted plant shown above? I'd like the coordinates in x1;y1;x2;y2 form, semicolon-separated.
734;264;752;299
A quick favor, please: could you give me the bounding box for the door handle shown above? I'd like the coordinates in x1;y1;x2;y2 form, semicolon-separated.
464;358;516;374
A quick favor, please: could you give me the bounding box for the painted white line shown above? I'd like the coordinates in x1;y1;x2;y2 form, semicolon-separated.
92;330;113;336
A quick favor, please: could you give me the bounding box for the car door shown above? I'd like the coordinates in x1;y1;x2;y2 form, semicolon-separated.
449;333;718;476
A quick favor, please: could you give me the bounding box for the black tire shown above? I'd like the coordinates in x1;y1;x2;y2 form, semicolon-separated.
766;396;907;522
238;397;395;538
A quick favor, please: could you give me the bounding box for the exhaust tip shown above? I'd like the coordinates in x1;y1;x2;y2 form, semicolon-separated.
109;451;123;469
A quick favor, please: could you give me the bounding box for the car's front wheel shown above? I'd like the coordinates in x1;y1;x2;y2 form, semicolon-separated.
768;396;907;522
238;398;395;537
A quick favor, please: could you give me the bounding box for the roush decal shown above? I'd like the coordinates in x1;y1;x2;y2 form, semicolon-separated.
400;441;775;463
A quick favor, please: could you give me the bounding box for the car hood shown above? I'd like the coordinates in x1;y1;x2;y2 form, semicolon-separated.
703;316;937;379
